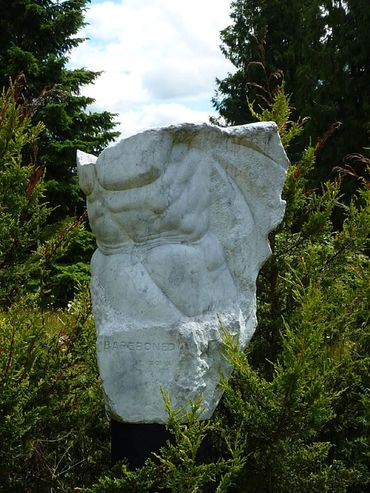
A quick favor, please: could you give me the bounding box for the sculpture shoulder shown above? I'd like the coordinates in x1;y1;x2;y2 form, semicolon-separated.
76;150;97;196
95;131;173;191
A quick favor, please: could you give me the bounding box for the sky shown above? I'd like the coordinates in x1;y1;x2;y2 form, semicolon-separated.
68;0;234;139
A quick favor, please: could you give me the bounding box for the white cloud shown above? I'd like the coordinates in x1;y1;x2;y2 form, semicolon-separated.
115;103;218;138
69;0;234;138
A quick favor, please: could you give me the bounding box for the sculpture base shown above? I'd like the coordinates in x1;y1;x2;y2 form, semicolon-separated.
96;311;241;423
111;420;171;468
111;419;210;468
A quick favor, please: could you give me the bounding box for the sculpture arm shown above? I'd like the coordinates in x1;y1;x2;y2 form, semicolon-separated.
76;150;98;196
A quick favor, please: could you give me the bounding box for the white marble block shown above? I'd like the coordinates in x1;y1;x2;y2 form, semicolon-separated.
77;122;288;423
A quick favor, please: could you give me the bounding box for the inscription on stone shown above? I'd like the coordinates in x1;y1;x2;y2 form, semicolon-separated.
134;359;172;375
102;340;180;352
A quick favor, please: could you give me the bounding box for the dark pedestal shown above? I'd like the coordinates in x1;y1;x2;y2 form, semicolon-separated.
111;419;212;492
111;420;172;468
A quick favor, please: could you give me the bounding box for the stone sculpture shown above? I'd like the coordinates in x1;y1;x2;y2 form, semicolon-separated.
77;122;288;423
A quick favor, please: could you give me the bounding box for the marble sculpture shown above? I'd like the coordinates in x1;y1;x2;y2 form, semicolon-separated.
77;122;288;423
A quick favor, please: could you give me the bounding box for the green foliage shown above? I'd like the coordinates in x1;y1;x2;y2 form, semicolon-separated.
0;0;119;219
213;0;370;172
248;87;303;148
0;0;118;301
215;89;370;492
0;288;110;492
0;82;93;305
0;82;48;304
84;394;245;493
36;217;95;306
155;393;245;493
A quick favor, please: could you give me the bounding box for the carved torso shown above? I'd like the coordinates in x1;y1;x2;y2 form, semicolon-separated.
84;145;236;317
87;146;210;252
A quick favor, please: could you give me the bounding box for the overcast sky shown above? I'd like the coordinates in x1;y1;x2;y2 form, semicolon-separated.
68;0;234;138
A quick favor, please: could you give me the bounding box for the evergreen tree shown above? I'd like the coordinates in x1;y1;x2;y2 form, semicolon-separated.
0;78;89;306
217;90;370;493
0;0;119;218
213;0;370;173
0;81;47;304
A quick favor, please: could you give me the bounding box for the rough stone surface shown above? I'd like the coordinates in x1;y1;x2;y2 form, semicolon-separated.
77;122;288;423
